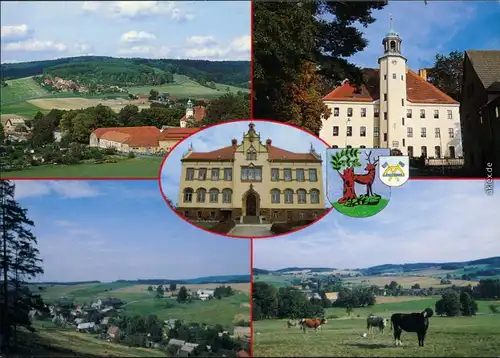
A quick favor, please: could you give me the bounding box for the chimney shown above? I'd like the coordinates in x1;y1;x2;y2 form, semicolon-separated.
418;68;427;81
231;138;238;147
266;138;272;146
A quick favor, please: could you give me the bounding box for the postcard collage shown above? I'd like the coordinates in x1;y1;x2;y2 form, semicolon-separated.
0;1;499;357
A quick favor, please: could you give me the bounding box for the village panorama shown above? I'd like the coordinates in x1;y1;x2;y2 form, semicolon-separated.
0;179;251;357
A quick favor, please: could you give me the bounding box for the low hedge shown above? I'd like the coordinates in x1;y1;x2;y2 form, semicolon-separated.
211;219;236;234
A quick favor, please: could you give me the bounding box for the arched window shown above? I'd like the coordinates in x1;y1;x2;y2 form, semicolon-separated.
310;189;320;204
271;189;280;204
390;41;396;51
297;189;307;204
183;188;193;203
222;189;232;203
284;189;294;204
209;188;219;203
196;188;206;203
246;146;257;160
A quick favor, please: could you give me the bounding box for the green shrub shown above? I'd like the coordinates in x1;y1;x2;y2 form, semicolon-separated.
211;219;235;234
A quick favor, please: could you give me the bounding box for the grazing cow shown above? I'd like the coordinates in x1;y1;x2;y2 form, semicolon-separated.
390;308;434;347
366;315;387;334
299;318;327;333
286;320;298;328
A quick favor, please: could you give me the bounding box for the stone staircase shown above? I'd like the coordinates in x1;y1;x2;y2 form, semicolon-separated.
242;216;260;224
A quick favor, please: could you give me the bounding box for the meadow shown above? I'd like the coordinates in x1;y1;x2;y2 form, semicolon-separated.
126;74;248;99
38;282;251;328
253;297;500;357
1;156;163;179
1;74;248;118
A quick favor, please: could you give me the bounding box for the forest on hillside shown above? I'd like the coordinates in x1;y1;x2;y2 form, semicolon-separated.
0;56;250;88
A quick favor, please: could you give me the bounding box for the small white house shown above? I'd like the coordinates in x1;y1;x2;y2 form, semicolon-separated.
77;322;96;332
196;289;214;301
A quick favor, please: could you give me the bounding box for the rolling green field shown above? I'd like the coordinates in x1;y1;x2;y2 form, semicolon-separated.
1;77;50;104
254;298;500;357
1;101;49;118
1;157;163;179
126;74;248;98
38;282;250;328
1;74;248;118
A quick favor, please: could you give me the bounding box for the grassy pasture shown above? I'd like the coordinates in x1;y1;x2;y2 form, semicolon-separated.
254;298;500;357
126;74;248;98
1;156;163;179
1;77;50;104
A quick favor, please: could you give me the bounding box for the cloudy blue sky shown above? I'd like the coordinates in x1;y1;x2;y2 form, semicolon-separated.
254;180;500;270
0;1;250;63
160;120;331;206
12;180;250;283
349;1;500;70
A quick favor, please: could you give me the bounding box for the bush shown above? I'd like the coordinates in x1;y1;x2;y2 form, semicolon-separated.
104;147;117;155
270;222;292;234
211;219;235;234
128;151;136;158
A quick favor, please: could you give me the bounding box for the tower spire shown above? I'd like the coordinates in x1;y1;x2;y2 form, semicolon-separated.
390;13;394;30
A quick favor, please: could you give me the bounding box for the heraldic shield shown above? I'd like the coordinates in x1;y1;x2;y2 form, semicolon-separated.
326;147;391;218
378;155;410;187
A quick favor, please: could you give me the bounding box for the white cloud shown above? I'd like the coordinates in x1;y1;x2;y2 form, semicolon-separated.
3;40;67;52
254;180;500;270
186;35;218;46
0;24;33;42
14;181;101;199
349;2;477;69
118;45;154;55
73;43;93;54
121;30;156;43
183;34;250;60
82;1;194;22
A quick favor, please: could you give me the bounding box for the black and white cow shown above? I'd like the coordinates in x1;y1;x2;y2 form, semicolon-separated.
390;308;434;347
366;315;387;334
286;320;298;328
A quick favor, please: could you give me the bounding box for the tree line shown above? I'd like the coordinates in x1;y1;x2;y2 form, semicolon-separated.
1;56;250;88
44;61;174;87
253;1;465;134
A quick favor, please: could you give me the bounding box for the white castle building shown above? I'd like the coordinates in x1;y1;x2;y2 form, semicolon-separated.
320;20;462;159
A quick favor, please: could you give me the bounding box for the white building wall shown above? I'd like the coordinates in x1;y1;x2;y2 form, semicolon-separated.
320;102;461;158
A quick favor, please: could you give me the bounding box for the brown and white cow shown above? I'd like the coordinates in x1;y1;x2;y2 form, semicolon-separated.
299;318;328;333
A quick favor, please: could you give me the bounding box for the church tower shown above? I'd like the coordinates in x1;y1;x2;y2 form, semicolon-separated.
377;16;408;151
180;99;194;128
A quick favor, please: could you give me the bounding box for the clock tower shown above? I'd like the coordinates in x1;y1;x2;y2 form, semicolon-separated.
377;15;408;151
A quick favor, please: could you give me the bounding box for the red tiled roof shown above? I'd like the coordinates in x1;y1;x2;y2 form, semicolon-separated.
159;127;200;141
180;106;206;122
92;126;161;148
182;142;321;162
323;68;458;104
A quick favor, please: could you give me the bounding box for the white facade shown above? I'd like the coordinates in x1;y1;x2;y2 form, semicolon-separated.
320;25;462;159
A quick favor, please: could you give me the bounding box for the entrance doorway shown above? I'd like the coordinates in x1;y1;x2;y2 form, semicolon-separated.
246;193;257;216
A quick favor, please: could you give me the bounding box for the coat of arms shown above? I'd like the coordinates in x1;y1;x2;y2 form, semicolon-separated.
327;148;391;218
